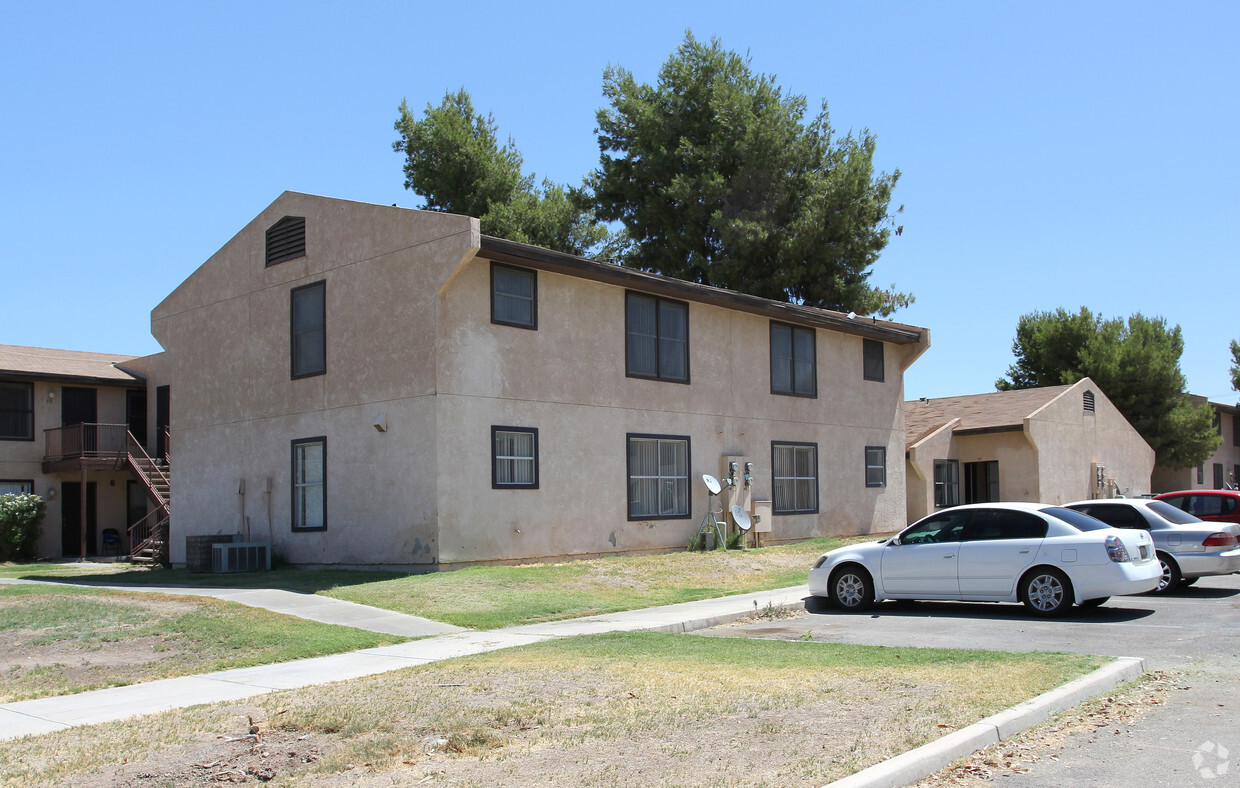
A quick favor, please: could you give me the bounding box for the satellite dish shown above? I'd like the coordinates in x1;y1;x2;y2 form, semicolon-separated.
702;474;722;495
731;505;753;532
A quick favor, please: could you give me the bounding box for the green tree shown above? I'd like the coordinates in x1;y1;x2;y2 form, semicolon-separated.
393;89;606;256
1230;339;1240;396
997;308;1219;470
590;33;909;316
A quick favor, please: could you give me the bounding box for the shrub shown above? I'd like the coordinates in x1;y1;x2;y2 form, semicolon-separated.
0;493;46;562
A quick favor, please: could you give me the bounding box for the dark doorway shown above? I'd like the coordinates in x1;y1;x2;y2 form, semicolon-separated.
62;387;98;455
127;390;148;447
156;385;170;461
61;481;98;557
964;460;1000;504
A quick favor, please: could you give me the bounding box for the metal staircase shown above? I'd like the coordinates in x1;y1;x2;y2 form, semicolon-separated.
119;430;170;564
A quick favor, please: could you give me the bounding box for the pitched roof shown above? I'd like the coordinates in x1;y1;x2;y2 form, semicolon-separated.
0;344;145;385
905;385;1074;447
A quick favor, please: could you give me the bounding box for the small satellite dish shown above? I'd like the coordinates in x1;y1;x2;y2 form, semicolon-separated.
702;474;722;495
731;505;753;532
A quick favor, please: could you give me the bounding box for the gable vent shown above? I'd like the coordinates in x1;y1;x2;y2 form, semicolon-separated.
266;216;306;267
1083;390;1096;412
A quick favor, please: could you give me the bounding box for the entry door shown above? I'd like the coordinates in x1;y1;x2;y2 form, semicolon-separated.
155;385;170;460
61;481;98;557
964;461;1000;504
127;390;148;447
61;387;98;454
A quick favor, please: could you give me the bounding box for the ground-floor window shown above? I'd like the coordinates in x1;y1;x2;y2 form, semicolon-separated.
934;460;959;507
772;442;818;514
627;434;690;519
292;437;326;531
0;479;34;495
493;426;538;489
865;446;887;488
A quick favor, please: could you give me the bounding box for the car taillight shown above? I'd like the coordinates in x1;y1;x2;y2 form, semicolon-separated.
1202;532;1238;548
1105;535;1131;563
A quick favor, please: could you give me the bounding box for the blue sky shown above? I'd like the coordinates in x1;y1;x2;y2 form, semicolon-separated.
3;1;1236;402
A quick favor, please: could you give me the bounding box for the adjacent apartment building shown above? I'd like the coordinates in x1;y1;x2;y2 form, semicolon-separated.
904;380;1154;523
1152;397;1240;492
0;345;166;559
148;192;930;569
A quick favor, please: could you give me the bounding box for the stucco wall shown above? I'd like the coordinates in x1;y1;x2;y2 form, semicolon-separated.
151;193;477;567
433;259;912;563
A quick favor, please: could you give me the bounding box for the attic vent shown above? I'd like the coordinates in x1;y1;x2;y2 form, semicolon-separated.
266;216;306;267
1083;390;1096;412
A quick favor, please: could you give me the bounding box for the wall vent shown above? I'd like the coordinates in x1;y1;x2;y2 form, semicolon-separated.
265;216;306;267
212;541;271;573
1083;390;1096;412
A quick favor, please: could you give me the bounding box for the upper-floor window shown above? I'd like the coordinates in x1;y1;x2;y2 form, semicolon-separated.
291;281;326;379
772;442;818;514
491;263;537;330
625;293;689;383
1214;411;1222;435
627;433;690;519
865;446;887;488
266;216;306;267
1233;414;1240;447
291;436;326;531
770;322;816;397
0;381;34;441
863;339;885;382
493;426;539;489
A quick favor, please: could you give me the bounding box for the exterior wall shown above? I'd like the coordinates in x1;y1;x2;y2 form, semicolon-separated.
0;379;144;558
905;420;957;523
434;259;914;563
1152;405;1240;493
1025;380;1154;502
954;431;1040;501
151;192;478;567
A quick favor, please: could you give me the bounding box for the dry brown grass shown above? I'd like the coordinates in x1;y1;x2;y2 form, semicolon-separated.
2;631;1103;788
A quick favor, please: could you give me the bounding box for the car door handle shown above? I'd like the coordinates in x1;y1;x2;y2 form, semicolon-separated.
944;554;955;559
1019;550;1031;554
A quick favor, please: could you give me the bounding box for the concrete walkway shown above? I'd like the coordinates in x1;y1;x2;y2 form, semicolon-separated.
0;584;812;741
0;577;463;637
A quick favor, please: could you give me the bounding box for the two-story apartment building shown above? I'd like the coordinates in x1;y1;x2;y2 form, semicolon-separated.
149;192;930;569
1152;397;1240;492
0;345;166;559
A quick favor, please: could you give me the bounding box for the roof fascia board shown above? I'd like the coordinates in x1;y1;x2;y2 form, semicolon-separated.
478;236;924;345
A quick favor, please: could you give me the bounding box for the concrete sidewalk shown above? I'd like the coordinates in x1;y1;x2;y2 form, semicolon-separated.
0;584;812;741
0;578;464;637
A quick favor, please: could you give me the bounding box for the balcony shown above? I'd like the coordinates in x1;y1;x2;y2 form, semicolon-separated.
42;423;131;472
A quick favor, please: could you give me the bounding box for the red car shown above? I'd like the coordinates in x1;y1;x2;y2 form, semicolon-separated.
1153;490;1240;526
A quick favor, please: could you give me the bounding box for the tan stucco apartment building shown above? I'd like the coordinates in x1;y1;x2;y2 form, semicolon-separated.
0;345;163;558
904;379;1154;523
149;192;930;569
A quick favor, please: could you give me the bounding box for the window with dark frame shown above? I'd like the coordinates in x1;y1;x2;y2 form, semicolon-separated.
1198;465;1205;485
266;216;306;267
492;426;538;489
934;459;959;507
770;322;816;397
863;339;885;382
772;442;818;514
291;437;326;531
291;281;326;379
1214;463;1225;490
625;293;689;383
626;434;690;519
491;263;537;329
1214;411;1222;435
865;446;887;488
0;381;34;441
1233;414;1240;447
0;480;34;495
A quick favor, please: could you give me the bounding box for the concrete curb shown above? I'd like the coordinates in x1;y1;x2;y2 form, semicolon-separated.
822;656;1147;788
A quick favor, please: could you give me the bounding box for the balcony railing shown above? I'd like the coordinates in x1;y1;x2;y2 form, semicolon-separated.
44;423;131;463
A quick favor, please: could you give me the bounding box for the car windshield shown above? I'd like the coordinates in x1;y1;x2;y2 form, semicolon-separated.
1147;499;1202;525
1041;506;1112;531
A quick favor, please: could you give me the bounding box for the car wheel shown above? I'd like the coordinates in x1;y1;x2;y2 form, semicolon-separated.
1021;568;1073;616
1150;553;1182;595
1080;597;1109;608
829;565;875;612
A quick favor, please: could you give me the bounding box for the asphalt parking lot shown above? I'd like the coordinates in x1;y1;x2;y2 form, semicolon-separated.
702;575;1240;786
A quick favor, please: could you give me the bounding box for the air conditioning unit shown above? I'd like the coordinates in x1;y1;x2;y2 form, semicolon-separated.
212;541;271;573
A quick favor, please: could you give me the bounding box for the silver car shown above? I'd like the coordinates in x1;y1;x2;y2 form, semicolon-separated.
1064;498;1240;593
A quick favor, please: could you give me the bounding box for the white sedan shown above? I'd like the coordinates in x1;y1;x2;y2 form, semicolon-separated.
808;503;1161;616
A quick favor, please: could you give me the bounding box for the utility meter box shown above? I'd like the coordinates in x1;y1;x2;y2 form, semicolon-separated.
752;500;773;533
